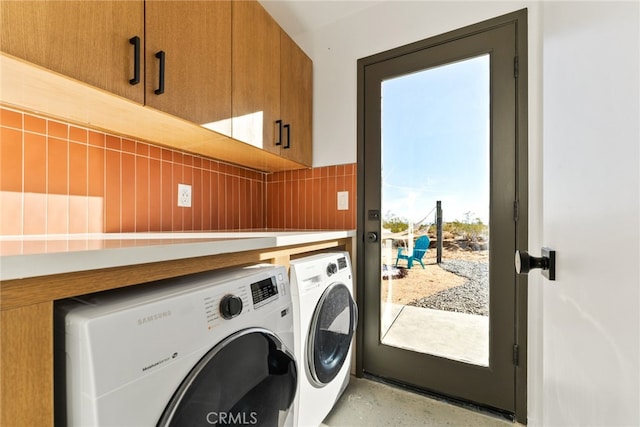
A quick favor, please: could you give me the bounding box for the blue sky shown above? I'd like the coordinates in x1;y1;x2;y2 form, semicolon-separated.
381;54;490;226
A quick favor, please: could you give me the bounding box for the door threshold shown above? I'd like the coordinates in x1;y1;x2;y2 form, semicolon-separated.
361;373;517;424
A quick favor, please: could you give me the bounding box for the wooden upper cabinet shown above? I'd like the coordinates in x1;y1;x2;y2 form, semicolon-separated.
1;0;311;170
280;31;313;166
0;1;144;104
232;1;312;166
145;1;232;130
231;0;281;155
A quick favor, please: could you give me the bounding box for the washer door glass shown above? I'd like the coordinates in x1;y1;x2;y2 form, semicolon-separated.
308;283;358;386
158;328;297;427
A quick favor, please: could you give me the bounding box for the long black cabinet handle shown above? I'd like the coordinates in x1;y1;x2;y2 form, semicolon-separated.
155;51;165;95
275;120;283;146
129;36;141;85
283;124;291;149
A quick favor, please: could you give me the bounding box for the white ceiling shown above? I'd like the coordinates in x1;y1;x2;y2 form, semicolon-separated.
258;0;383;38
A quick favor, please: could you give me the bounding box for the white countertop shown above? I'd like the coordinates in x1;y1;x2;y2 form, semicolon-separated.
0;230;356;281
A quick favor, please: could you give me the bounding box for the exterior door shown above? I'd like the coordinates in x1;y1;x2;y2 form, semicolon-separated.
357;11;527;418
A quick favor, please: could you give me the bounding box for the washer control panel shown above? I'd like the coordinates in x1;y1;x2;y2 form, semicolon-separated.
204;285;251;328
337;256;348;270
251;276;279;309
202;269;285;330
326;256;348;277
219;295;243;319
326;262;338;276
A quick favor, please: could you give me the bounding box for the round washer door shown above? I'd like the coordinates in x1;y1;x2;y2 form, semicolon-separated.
307;283;358;386
158;328;297;427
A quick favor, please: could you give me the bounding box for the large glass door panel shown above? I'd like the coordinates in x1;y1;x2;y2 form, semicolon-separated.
380;55;490;367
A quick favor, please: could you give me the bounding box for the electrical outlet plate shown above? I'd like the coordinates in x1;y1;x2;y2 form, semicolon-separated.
337;191;349;210
178;184;192;207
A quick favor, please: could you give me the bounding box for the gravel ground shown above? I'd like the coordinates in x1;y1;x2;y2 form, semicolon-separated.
409;259;489;316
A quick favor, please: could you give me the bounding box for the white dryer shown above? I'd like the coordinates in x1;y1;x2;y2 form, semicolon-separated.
289;252;357;427
55;265;297;427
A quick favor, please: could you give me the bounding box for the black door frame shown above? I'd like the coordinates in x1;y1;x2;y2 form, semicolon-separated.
355;9;528;423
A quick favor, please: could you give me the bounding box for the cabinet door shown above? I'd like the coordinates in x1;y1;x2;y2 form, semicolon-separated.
280;31;313;166
231;0;281;153
145;1;232;131
0;1;144;104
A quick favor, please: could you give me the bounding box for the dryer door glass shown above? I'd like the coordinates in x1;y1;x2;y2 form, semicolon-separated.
158;329;297;427
308;283;357;386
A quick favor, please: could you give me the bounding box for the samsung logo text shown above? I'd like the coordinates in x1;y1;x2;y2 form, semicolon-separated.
137;310;172;326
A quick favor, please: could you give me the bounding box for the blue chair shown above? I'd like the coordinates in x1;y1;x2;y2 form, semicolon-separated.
395;235;430;269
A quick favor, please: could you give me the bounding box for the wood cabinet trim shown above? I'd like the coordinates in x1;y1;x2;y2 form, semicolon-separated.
0;302;54;426
0;238;351;311
0;53;307;172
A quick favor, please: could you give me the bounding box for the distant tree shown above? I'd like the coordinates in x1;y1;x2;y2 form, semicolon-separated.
383;212;408;233
445;211;488;242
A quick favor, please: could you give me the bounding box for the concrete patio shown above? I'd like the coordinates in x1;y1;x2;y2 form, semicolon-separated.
381;303;489;366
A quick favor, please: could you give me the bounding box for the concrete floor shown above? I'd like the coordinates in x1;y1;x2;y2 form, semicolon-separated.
321;377;515;427
321;303;498;425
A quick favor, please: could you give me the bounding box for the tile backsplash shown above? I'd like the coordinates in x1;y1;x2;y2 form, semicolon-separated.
265;165;356;230
0;107;356;235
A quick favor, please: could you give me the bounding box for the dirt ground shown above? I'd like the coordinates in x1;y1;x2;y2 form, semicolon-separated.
381;245;488;305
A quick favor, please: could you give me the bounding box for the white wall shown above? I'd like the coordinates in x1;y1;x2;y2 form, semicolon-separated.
293;1;538;168
541;2;639;425
280;0;639;425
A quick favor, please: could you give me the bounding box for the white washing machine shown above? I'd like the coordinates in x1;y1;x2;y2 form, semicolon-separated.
55;265;297;427
289;252;358;427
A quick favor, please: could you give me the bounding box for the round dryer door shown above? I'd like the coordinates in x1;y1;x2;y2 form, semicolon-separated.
307;283;358;386
158;328;297;427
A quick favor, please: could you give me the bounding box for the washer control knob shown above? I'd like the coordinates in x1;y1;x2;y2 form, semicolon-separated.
220;295;243;319
327;263;338;277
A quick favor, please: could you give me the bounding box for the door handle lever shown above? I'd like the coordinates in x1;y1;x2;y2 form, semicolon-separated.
515;248;556;280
